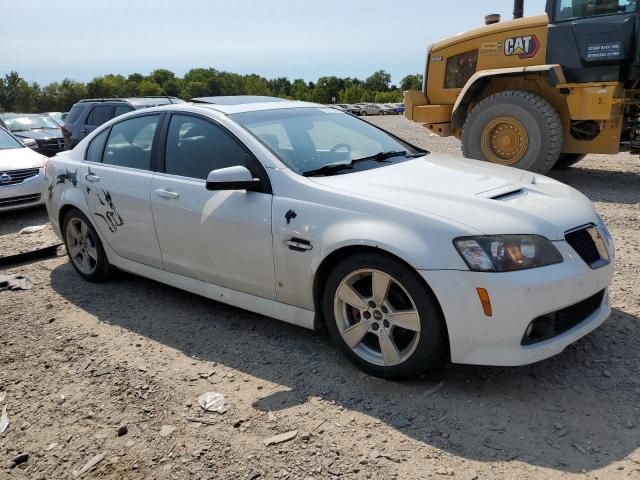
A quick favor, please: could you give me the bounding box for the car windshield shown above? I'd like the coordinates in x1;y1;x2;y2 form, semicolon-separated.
231;107;424;175
4;115;60;132
0;128;23;150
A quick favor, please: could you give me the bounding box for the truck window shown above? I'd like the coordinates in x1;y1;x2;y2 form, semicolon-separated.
555;0;636;21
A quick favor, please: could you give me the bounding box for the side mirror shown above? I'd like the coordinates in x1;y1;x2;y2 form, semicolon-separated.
206;165;261;191
21;138;37;148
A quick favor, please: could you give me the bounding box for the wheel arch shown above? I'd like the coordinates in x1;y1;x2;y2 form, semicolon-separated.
312;245;450;357
452;65;566;130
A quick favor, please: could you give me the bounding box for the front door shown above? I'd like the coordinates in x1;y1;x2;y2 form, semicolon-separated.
81;113;164;268
150;112;275;299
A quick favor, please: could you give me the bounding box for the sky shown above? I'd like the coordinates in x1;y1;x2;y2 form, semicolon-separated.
2;0;548;86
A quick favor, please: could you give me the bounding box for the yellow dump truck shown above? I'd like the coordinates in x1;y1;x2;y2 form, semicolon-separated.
404;0;640;173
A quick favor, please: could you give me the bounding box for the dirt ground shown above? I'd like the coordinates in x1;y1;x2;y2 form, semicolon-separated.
1;116;639;479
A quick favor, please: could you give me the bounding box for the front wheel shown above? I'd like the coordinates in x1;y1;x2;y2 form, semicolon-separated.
323;253;447;379
461;90;563;174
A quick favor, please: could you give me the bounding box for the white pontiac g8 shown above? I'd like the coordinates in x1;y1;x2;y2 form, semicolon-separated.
45;96;615;379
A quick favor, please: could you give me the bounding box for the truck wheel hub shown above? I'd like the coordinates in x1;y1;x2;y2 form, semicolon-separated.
481;117;529;165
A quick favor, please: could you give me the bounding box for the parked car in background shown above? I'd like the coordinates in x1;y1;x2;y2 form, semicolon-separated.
0;113;65;157
62;96;184;150
345;104;363;115
46;96;614;379
378;104;395;115
392;103;405;115
0;126;46;211
355;103;385;116
47;112;68;126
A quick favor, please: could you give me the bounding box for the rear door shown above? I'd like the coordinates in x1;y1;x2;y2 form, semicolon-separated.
150;112;275;299
82;105;114;139
81;113;164;268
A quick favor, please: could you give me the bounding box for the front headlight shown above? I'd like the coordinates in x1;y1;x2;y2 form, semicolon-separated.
454;235;563;272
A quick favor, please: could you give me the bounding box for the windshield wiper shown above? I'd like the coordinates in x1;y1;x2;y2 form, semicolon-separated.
303;150;414;177
302;161;354;177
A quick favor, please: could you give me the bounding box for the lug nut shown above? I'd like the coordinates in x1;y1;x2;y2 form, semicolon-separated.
368;301;376;308
363;311;371;319
371;323;379;331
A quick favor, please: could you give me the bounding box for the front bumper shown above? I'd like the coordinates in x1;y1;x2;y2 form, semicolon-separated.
421;240;614;366
0;169;45;212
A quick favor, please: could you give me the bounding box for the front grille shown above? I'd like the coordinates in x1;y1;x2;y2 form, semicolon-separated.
36;138;64;154
521;289;606;346
0;193;41;208
565;225;609;269
0;168;40;186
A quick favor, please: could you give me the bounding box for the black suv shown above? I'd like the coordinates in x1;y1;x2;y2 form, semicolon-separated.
62;96;184;149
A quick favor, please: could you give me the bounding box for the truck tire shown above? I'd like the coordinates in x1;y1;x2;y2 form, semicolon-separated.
553;153;586;170
461;90;563;174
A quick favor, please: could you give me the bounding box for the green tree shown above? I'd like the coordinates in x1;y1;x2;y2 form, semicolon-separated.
137;79;164;96
365;70;392;92
400;74;423;91
244;74;271;95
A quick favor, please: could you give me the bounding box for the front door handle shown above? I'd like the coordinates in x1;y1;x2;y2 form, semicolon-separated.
155;189;180;200
85;173;100;183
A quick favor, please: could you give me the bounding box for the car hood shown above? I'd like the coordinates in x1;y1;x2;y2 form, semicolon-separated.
309;154;597;240
14;128;62;140
0;147;45;170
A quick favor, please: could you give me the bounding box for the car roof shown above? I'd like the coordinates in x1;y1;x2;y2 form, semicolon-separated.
187;96;322;114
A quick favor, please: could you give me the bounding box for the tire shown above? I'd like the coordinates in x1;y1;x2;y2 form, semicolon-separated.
378;111;384;116
63;208;112;282
461;90;563;174
322;253;447;380
553;153;586;170
360;111;367;116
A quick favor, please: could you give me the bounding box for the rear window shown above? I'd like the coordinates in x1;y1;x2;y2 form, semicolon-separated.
66;105;86;125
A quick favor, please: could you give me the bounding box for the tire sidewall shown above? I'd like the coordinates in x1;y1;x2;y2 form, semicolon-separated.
462;92;561;173
63;208;111;282
322;253;446;380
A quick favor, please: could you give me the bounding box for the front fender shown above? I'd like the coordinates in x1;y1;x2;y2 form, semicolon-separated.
272;194;470;312
452;64;566;129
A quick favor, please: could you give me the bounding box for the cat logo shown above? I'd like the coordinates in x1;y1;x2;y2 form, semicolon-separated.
504;35;540;59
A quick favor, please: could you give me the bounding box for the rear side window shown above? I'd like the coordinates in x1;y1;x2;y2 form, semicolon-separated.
103;115;159;170
164;114;257;180
86;129;109;162
66;105;86;125
114;105;133;118
87;106;113;126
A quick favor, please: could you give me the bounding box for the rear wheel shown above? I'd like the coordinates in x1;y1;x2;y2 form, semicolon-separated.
461;90;563;174
553;153;586;170
323;253;447;379
63;208;112;282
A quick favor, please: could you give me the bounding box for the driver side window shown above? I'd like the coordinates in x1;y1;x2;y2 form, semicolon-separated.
164;114;259;180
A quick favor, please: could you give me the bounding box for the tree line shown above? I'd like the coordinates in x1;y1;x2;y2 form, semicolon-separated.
0;69;424;113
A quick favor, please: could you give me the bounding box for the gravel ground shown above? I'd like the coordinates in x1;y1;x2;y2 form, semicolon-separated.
0;116;639;479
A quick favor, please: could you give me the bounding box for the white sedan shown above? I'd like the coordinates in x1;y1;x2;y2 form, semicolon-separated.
0;127;47;212
45;96;614;379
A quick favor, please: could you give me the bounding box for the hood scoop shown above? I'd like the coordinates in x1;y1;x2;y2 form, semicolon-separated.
476;184;527;201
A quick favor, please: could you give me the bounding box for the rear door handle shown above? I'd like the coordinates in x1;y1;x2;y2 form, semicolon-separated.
85;173;100;182
155;189;180;200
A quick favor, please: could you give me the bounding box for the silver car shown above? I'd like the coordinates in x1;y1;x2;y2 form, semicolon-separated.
355;103;385;116
0;127;47;211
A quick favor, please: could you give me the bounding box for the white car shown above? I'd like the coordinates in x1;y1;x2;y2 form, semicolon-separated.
0;127;47;211
45;96;614;379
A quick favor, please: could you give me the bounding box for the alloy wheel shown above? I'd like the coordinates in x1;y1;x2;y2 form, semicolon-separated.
333;269;421;367
65;217;98;275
